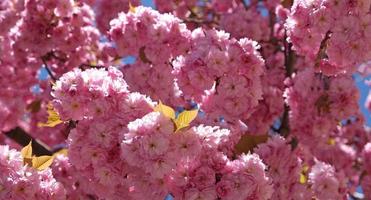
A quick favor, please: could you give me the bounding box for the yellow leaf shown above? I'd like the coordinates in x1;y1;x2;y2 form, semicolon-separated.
21;141;33;166
174;109;198;132
37;102;63;127
32;155;54;171
154;101;176;120
299;173;307;184
129;2;136;13
54;149;68;156
327;138;336;146
90;60;97;66
114;59;122;65
299;164;309;184
21;141;33;159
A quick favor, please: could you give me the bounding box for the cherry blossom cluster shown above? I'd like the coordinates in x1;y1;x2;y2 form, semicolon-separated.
219;5;270;41
154;0;197;20
285;67;366;194
95;0;140;33
108;6;191;106
52;67;132;120
0;0;104;132
109;6;191;62
0;145;66;199
52;67;156;199
0;37;37;131
121;111;273;199
0;1;370;199
0;0;24;36
285;67;360;148
51;66;273;199
255;136;307;199
121;60;183;106
256;136;354;199
286;0;371;75
11;0;102;74
361;143;371;198
243;53;285;136
51;154;93;199
109;6;267;124
174;28;265;123
308;160;347;199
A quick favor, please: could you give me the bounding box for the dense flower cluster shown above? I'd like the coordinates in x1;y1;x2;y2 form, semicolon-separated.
109;6;191;62
52;67;132;120
0;145;66;200
12;0;101;72
121;112;273;200
109;6;191;106
95;0;140;33
50;67;274;199
0;37;38;131
0;0;24;36
255;136;304;199
219;5;270;41
52;67;155;199
309;161;347;200
0;0;370;199
285;67;360;147
0;0;104;132
286;0;371;75
174;28;265;123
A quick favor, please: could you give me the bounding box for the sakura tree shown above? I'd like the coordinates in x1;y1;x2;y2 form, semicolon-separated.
0;0;371;199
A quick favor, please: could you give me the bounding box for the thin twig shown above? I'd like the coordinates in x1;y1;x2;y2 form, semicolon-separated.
79;63;106;70
283;31;295;77
41;56;57;81
314;31;332;67
279;32;296;137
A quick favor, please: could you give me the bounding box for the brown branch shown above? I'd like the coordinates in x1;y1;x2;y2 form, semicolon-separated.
3;127;52;156
79;63;106;70
279;32;296;138
278;105;290;137
314;31;332;67
41;56;57;81
283;32;295;77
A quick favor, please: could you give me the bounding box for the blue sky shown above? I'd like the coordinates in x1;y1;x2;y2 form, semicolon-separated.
141;0;155;8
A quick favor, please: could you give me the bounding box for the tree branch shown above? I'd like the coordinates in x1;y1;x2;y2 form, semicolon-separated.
3;127;52;156
79;63;106;70
279;32;296;137
41;56;57;81
283;32;295;77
